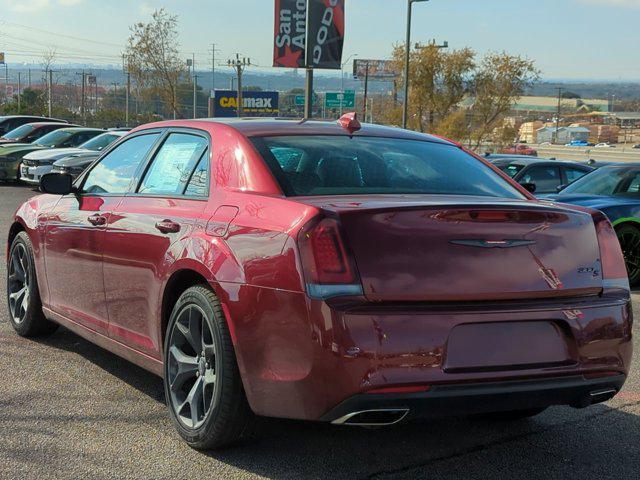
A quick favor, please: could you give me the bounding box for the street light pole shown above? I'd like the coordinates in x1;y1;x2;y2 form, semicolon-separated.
340;53;358;116
402;0;429;130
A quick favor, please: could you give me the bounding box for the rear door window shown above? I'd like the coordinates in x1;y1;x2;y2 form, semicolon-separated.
138;133;209;196
184;154;210;197
521;166;561;193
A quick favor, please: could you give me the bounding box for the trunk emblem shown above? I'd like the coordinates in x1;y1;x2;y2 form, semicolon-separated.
449;239;536;248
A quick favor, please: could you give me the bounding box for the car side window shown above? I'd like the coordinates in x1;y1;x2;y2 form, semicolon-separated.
184;153;210;197
625;174;640;194
521;166;561;193
82;133;160;195
138;133;208;196
564;168;588;184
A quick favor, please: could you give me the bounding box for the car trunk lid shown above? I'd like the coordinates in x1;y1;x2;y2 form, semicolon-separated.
296;195;602;302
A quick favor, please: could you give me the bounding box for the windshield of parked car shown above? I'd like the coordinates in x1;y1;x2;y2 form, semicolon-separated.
80;133;120;151
560;165;640;196
494;161;525;178
2;124;35;140
34;130;75;147
251;136;525;198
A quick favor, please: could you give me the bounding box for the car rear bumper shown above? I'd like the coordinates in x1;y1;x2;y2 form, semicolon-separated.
221;284;633;422
320;374;626;424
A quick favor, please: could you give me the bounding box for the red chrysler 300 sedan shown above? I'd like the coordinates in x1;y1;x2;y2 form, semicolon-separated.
6;116;633;449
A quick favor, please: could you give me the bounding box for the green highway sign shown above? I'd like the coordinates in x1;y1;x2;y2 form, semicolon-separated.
325;90;355;109
295;93;317;106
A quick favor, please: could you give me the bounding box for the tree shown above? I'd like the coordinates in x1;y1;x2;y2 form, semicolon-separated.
2;88;46;116
124;8;185;118
434;110;470;141
388;44;475;132
469;52;539;148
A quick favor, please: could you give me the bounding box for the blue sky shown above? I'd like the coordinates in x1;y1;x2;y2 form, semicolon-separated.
0;0;638;79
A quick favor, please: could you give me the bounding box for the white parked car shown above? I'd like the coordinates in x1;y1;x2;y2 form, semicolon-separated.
594;142;615;148
20;131;126;185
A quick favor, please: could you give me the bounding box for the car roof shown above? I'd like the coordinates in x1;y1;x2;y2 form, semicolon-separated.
21;122;77;128
488;156;591;168
93;131;127;138
52;127;104;133
132;118;454;144
0;115;67;122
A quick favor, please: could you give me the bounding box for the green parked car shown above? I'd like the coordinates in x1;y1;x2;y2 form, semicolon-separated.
0;127;104;181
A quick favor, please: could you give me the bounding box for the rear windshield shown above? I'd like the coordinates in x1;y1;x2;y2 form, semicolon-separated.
251;136;524;198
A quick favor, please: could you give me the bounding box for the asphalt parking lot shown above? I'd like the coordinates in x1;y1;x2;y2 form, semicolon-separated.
1;183;640;480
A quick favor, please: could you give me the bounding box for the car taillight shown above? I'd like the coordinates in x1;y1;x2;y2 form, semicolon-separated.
593;211;629;289
298;217;363;299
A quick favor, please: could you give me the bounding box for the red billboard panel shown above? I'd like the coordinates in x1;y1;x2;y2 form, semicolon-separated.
273;0;307;68
273;0;345;70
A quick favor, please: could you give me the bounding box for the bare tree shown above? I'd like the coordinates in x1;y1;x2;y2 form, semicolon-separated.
41;47;57;74
123;8;185;118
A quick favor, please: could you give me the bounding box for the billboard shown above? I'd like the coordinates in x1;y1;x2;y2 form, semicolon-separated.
273;0;306;68
353;59;399;80
213;90;279;117
273;0;345;70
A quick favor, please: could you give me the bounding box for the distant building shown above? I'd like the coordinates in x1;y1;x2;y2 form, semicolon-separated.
512;96;610;113
518;121;544;143
536;126;590;144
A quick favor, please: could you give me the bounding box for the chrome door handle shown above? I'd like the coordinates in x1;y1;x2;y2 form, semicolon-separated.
87;214;107;226
155;220;181;234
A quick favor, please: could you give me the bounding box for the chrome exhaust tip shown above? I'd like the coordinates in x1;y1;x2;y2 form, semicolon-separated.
331;408;410;426
589;388;617;404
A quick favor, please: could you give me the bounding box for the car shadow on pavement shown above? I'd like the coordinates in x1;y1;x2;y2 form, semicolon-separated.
33;326;166;403
27;325;640;480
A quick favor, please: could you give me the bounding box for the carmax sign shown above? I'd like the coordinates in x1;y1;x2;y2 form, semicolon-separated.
213;90;279;117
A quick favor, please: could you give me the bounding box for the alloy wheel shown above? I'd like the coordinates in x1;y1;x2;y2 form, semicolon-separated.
7;243;30;324
167;304;218;429
618;227;640;284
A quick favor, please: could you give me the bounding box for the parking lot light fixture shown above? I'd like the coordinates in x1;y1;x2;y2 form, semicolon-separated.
402;0;429;129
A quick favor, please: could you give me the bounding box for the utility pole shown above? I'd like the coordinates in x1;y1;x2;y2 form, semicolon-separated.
193;74;198;118
555;87;563;144
362;61;370;121
227;54;251;117
17;73;21;112
402;0;430;129
47;69;53;117
4;63;8;104
304;2;313;119
76;70;89;124
122;55;131;127
28;68;31;88
125;71;130;127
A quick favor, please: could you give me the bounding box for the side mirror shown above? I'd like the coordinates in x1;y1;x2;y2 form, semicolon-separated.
40;173;74;195
556;184;568;192
520;182;537;194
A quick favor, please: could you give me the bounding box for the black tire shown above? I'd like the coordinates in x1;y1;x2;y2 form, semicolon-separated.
163;285;258;450
616;224;640;286
6;231;58;337
480;407;547;421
